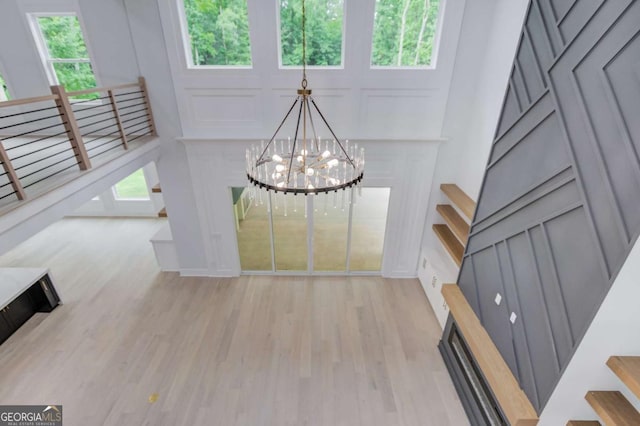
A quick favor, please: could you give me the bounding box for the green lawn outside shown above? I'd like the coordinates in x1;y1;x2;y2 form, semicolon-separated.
114;169;149;199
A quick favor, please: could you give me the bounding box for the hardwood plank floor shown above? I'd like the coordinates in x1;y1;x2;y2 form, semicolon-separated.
0;218;469;426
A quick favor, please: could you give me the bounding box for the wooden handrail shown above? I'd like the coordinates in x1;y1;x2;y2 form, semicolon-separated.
0;94;59;109
108;89;128;150
0;77;153;206
0;144;26;200
441;284;538;426
50;85;91;170
65;82;141;97
137;77;157;136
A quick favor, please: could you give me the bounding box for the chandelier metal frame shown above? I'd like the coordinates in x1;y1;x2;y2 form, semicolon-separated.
246;0;364;195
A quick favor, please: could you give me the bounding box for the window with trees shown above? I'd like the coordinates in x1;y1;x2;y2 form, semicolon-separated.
32;15;98;94
279;0;344;67
182;0;252;66
0;73;9;101
112;169;150;200
371;0;441;67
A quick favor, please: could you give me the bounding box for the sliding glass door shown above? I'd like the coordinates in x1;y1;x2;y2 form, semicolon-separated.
233;187;390;274
350;188;390;271
272;192;307;272
313;190;350;272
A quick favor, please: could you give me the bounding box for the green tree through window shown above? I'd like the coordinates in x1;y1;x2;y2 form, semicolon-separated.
372;0;441;67
183;0;252;66
36;16;98;97
0;74;9;101
279;0;343;66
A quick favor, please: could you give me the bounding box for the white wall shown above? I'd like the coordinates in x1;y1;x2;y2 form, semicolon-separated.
539;236;640;423
157;0;467;140
149;0;471;276
0;0;522;277
0;0;141;96
417;0;529;325
124;0;208;274
68;162;164;217
183;138;440;277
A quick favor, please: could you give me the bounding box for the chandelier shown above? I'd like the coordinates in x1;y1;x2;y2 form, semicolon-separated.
246;0;364;195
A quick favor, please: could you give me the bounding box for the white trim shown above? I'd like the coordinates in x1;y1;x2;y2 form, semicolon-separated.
276;0;347;69
369;0;447;69
0;61;11;101
26;11;100;89
176;0;254;69
179;268;212;277
429;0;449;69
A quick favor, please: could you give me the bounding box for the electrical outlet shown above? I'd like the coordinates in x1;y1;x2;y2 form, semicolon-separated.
422;257;428;269
431;275;437;288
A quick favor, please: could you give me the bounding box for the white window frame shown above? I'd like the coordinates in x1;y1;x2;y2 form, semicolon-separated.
28;12;100;89
369;0;447;70
275;0;346;69
111;168;151;202
0;62;10;101
177;0;253;69
70;163;162;217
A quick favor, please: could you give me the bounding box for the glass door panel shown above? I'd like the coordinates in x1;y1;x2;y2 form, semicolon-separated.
233;187;272;271
313;190;350;271
272;192;307;271
350;188;390;271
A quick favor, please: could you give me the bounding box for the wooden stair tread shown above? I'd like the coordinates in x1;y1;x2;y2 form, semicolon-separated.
158;207;167;218
440;183;476;220
151;184;162;193
607;356;640;400
433;224;463;266
436;204;470;245
567;421;601;425
441;284;538;426
586;391;640;426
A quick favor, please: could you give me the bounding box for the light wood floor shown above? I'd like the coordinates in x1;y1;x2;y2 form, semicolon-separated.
0;218;469;426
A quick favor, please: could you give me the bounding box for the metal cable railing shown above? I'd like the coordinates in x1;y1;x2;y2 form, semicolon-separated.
0;77;156;207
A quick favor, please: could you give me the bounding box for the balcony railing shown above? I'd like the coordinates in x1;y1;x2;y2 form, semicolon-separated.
0;77;156;208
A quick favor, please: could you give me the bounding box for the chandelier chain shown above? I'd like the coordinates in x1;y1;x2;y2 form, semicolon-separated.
245;0;364;195
302;0;307;88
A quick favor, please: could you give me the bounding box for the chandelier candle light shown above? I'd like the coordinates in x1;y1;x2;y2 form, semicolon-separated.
246;0;364;195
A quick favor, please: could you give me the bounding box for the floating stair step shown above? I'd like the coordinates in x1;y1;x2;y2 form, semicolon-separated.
585;391;640;426
607;356;640;400
433;224;463;266
436;204;470;245
567;421;601;425
152;184;162;193
158;207;167;218
440;183;476;220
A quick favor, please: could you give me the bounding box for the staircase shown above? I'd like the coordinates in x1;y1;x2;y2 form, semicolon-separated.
433;183;475;266
568;356;640;425
419;183;477;329
151;183;167;217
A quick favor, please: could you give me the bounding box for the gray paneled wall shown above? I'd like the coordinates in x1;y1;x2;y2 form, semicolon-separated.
458;0;640;412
